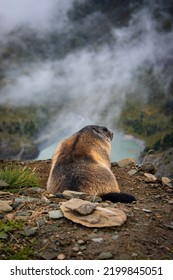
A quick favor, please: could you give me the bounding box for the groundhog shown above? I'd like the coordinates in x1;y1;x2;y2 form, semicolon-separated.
47;125;136;203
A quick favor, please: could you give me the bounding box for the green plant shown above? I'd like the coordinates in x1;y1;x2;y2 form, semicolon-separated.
0;221;34;259
0;220;24;240
0;166;40;189
6;246;34;260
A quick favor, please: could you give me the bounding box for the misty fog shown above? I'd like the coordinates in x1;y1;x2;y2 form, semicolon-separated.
0;0;173;158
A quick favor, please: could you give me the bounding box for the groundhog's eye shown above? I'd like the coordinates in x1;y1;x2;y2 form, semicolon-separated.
102;127;108;133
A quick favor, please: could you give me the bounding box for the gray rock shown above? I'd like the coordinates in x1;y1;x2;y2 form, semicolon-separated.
61;200;127;228
111;162;119;167
161;177;172;188
57;253;66;260
62;190;87;200
144;173;157;182
128;169;138;176
112;232;119;240
164;222;173;230
0;200;13;213
98;252;113;260
23;227;37;237
92;238;103;243
77;240;85;245
48;210;64;220
50;203;61;210
12;201;22;210
117;158;135;168
168;200;173;204
132;253;138;258
62;190;102;202
138;163;157;174
15;197;38;203
40;252;58;260
37;218;46;227
32;187;42;193
62;198;97;215
16;211;32;217
85;196;102;202
80;246;87;251
55;192;64;198
142;208;152;213
72;246;80;252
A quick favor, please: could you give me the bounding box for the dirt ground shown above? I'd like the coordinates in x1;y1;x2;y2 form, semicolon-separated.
0;159;173;260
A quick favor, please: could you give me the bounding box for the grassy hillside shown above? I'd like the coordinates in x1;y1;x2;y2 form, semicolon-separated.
119;99;173;153
0;105;50;160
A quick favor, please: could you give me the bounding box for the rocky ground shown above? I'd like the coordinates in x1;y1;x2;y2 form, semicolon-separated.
0;159;173;260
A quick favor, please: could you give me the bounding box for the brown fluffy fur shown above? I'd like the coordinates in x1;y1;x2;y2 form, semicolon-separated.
47;125;136;203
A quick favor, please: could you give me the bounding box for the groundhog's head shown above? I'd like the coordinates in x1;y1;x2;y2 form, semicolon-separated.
80;125;113;143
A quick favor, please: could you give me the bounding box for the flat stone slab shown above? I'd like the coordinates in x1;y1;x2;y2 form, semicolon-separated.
60;198;126;228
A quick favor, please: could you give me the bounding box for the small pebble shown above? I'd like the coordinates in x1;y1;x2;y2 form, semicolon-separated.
80;246;87;251
37;218;46;227
12;201;21;210
55;193;64;198
168;200;173;204
48;210;64;220
77;240;85;245
42;239;49;245
142;208;152;213
132;253;138;258
72;246;80;252
164;222;173;230
128;169;138;176
98;252;113;260
92;238;103;243
23;227;37;237
112;233;119;240
16;211;32;216
57;253;66;260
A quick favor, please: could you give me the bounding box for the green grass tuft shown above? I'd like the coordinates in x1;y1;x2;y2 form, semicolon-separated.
0;220;24;240
6;246;34;260
0;166;40;189
0;220;24;233
0;221;34;259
